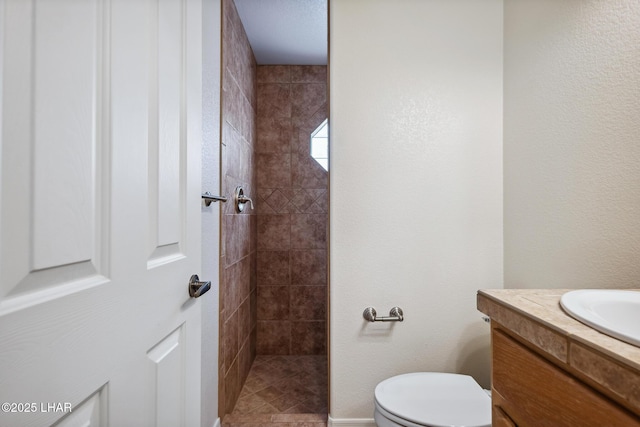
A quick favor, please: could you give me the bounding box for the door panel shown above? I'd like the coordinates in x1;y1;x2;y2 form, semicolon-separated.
0;0;203;426
54;388;107;427
147;325;186;427
148;0;186;267
32;0;102;270
0;0;109;311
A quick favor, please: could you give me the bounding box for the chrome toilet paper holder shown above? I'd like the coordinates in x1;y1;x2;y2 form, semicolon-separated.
363;306;404;322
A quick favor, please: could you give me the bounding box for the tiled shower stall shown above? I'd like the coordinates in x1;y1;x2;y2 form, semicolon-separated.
255;65;328;356
219;0;328;417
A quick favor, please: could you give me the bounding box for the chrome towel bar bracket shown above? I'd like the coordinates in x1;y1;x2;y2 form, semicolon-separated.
202;192;228;206
363;306;404;322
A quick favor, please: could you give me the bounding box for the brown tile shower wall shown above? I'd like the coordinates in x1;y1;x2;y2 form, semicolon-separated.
219;0;257;417
256;65;328;356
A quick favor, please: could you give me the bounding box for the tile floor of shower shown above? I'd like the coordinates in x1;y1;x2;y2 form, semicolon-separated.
222;355;328;427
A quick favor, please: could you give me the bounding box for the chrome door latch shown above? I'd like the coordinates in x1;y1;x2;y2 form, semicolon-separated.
189;274;211;298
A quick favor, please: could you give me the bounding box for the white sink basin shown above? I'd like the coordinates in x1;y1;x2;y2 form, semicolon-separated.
560;290;640;348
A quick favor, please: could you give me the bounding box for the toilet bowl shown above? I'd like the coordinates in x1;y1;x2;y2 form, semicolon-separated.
374;372;491;427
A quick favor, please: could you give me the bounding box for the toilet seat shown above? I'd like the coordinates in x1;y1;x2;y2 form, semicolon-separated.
374;372;491;427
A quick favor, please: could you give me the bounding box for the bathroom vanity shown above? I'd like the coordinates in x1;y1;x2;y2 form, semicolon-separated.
477;289;640;427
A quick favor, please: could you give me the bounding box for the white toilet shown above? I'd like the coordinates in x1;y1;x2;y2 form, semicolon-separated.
374;372;491;427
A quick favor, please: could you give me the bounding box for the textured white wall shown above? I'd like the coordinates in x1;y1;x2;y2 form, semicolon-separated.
504;0;640;289
201;1;221;426
329;0;503;420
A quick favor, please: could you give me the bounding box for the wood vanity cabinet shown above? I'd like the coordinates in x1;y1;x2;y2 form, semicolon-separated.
491;405;516;427
490;324;640;427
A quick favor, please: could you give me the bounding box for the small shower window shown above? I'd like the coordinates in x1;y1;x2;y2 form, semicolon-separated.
310;119;329;171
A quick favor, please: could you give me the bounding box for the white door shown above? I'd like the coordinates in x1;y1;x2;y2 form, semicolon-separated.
0;0;204;426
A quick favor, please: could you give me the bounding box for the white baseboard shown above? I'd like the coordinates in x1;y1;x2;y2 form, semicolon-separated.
328;415;376;427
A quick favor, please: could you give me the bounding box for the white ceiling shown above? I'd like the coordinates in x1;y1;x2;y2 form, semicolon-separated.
233;0;328;65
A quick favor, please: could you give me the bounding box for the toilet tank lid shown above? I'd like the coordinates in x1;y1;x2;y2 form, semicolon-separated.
374;372;491;427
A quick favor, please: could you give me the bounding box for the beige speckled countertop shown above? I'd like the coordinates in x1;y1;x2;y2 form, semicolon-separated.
477;288;640;414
